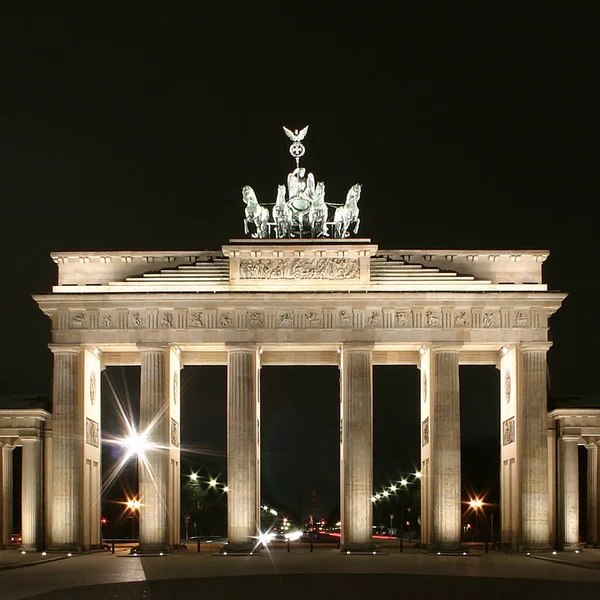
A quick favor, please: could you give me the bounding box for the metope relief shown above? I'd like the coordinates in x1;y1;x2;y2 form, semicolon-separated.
304;311;323;328
219;312;233;328
100;314;114;328
395;310;410;328
366;311;382;327
190;311;205;327
239;258;360;280
129;312;146;328
247;311;264;328
425;311;441;327
482;311;498;328
71;313;87;329
454;311;470;327
503;417;515;446
504;370;511;403
513;311;530;327
422;417;430;447
277;311;293;328
86;418;99;448
338;310;352;327
160;312;174;328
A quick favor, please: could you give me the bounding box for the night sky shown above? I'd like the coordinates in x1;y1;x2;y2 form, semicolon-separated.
1;6;598;527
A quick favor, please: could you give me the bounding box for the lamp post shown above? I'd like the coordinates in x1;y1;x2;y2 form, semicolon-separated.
468;498;483;542
127;499;141;540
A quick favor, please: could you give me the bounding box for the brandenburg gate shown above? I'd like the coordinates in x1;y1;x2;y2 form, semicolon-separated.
15;127;589;553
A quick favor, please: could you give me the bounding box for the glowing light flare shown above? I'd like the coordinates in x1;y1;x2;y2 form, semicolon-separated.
284;530;303;541
414;471;422;479
389;485;397;492
400;478;408;487
121;432;150;459
209;478;218;488
189;473;199;481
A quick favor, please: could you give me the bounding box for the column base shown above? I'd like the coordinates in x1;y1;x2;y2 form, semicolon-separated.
340;542;379;554
517;541;553;553
220;542;261;555
429;542;467;555
561;542;582;552
48;544;84;553
134;543;171;555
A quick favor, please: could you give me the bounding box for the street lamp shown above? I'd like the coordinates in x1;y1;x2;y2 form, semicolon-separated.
468;498;484;542
127;499;141;540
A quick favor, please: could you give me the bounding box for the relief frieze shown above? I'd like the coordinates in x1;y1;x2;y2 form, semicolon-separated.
86;418;99;448
239;258;360;280
503;416;515;445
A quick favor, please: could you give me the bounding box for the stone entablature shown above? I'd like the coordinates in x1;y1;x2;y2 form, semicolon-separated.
548;409;600;441
0;409;51;442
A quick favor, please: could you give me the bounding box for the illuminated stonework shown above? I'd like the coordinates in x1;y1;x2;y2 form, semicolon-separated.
31;241;570;552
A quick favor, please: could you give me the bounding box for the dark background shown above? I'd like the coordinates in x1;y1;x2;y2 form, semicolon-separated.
1;5;598;534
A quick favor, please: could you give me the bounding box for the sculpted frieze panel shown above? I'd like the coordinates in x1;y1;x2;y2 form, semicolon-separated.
503;416;515;446
422;417;430;447
239;257;360;280
337;310;352;327
366;310;382;327
454;311;470;327
513;310;530;327
247;311;264;328
129;311;146;328
86;418;99;448
425;310;441;327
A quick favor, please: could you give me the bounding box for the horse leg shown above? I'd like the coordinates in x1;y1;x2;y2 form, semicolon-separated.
353;217;360;235
244;217;249;235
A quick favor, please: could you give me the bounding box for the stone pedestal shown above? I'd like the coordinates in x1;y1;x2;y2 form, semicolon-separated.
1;444;14;547
430;346;462;552
21;438;42;550
224;346;260;554
340;345;376;553
50;346;82;550
586;443;598;547
138;345;170;553
519;343;552;551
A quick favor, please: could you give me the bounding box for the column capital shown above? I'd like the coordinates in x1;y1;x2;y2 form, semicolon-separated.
48;344;81;355
585;442;599;451
341;342;374;353
226;343;259;353
137;343;169;353
560;434;581;442
520;342;553;353
431;343;462;353
19;436;41;443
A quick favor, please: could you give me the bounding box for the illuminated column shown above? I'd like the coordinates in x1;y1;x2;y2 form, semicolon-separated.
519;343;552;550
138;344;171;552
586;442;598;547
1;444;14;547
340;344;375;552
559;435;580;549
21;437;42;549
50;345;82;550
429;344;462;551
225;345;260;553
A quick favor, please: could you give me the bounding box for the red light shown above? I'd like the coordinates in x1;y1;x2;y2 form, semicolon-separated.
100;518;108;525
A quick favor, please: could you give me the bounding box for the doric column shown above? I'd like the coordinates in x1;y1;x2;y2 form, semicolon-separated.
519;343;552;550
50;346;82;550
138;344;170;552
340;344;375;552
21;437;42;550
559;435;580;549
225;345;260;553
1;444;14;547
586;442;598;547
430;345;462;551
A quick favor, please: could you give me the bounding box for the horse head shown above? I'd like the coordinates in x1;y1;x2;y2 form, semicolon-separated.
242;185;258;205
345;183;362;207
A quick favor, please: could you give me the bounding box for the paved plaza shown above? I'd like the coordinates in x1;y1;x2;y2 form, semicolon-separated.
1;546;599;600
